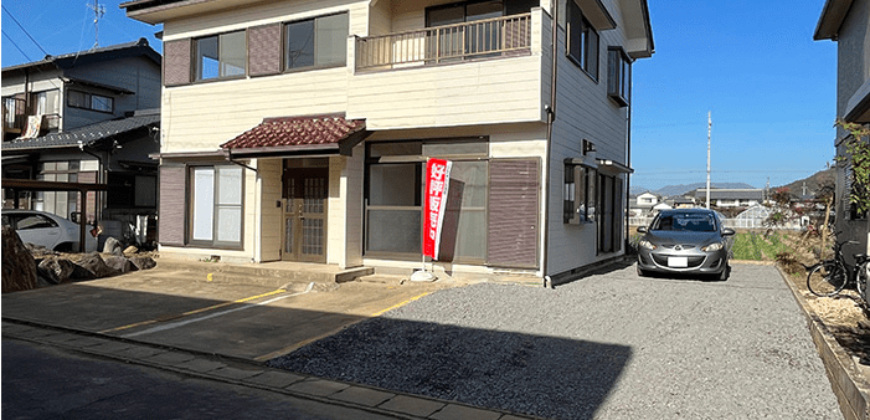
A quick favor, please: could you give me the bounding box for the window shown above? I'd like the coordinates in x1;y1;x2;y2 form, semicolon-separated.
68;90;114;113
196;31;246;81
425;0;537;61
31;90;59;115
608;48;631;107
190;165;243;247
33;161;80;219
567;0;598;80
365;140;489;261
564;163;596;224
285;13;348;70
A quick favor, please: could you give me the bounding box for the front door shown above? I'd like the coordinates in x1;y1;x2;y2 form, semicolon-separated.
283;169;328;263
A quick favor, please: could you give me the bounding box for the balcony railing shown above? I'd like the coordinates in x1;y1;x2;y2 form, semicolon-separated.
356;13;532;71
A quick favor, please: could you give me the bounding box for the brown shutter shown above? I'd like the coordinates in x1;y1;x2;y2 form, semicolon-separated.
487;159;540;268
249;23;282;76
164;39;192;86
158;165;186;245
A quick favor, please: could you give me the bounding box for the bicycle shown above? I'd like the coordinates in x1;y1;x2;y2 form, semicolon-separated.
806;238;870;298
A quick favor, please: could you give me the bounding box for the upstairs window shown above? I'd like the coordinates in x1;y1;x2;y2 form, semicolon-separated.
31;90;59;115
567;0;598;80
285;13;349;71
68;90;114;113
608;48;631;107
195;31;246;81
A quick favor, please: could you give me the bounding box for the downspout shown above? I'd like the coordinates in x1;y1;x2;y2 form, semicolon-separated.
625;63;633;252
543;0;559;288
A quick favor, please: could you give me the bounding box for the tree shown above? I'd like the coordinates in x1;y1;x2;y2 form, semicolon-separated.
836;120;870;215
764;187;797;227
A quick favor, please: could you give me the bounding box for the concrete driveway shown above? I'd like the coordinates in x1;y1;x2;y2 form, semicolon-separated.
2;264;454;361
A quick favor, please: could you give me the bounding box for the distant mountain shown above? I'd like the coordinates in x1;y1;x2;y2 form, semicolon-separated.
775;168;836;197
631;182;756;197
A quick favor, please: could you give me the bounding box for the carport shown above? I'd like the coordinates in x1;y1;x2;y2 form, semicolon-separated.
2;179;108;251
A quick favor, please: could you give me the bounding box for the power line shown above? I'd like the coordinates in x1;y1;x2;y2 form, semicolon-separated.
1;29;34;62
2;4;50;57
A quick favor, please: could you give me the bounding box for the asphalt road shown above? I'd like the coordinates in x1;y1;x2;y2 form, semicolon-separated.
1;338;401;420
271;263;843;420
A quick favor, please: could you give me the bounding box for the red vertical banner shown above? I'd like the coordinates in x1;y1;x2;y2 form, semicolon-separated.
423;158;452;260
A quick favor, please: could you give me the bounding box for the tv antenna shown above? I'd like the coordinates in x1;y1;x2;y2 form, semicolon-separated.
87;0;106;50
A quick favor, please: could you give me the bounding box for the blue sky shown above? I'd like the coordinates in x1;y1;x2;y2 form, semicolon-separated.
2;1;837;191
631;0;838;190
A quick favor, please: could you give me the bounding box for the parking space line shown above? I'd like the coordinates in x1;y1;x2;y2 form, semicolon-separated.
253;291;433;361
98;289;289;334
120;283;314;339
371;292;430;317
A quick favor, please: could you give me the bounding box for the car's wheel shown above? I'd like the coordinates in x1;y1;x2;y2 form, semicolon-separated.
717;264;730;281
53;243;74;253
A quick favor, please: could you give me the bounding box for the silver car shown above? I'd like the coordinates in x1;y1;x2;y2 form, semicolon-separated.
2;210;98;252
636;209;735;280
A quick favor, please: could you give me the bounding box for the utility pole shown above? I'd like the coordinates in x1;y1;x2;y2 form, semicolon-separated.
87;0;106;50
706;111;712;209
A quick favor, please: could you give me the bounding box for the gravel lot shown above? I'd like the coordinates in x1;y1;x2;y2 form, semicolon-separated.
269;263;842;420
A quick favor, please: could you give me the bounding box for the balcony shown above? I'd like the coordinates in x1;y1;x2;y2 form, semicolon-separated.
355;13;533;72
348;10;547;130
3;99;61;141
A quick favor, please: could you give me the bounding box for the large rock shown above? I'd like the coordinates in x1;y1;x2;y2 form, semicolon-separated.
103;237;123;256
2;226;38;293
76;253;121;278
103;256;137;274
129;256;157;271
38;257;79;284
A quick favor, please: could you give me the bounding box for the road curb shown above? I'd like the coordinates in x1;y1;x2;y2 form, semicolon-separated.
776;265;870;420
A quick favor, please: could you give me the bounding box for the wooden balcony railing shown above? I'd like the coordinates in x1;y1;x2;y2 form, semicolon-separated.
356;13;532;71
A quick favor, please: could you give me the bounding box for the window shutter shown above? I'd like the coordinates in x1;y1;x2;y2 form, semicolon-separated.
158;165;186;245
164;39;192;86
487;159;540;268
249;24;282;76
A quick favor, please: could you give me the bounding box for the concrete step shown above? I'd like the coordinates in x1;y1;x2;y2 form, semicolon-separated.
152;258;373;287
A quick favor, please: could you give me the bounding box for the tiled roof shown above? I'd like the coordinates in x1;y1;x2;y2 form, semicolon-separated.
221;114;366;150
2;38;160;72
2;109;159;150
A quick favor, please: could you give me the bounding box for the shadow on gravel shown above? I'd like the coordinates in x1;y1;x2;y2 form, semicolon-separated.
3;282;631;420
268;317;631;420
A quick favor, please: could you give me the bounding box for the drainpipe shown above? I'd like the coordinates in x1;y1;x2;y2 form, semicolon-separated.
542;0;559;288
625;64;633;252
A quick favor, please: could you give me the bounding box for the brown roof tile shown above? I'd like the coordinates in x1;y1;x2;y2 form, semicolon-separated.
221;114;365;150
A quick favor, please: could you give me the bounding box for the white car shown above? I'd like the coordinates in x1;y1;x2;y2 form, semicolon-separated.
2;210;98;252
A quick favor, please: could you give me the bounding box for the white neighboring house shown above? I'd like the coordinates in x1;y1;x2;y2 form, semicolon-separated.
635;191;660;206
122;0;654;282
695;189;764;208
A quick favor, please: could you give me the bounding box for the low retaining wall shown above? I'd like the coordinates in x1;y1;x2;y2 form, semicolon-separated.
778;265;870;420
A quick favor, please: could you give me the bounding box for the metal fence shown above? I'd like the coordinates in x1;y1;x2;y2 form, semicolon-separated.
629;217;804;231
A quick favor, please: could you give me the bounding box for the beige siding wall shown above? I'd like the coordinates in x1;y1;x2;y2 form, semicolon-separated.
258;159;283;262
161;68;350;153
547;0;634;275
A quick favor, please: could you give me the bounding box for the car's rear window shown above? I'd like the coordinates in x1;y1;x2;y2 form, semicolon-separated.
652;213;716;232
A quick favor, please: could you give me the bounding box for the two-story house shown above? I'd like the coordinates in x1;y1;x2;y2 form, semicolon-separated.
122;0;653;281
1;39;162;245
815;0;870;260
